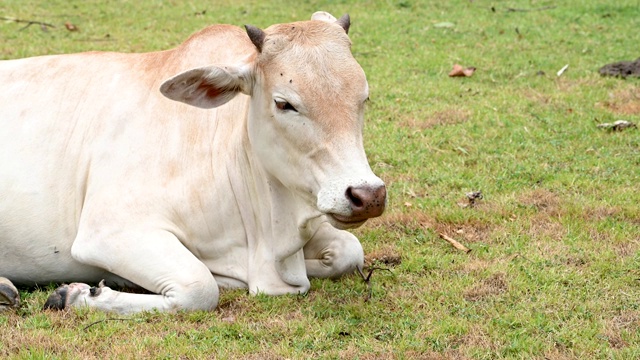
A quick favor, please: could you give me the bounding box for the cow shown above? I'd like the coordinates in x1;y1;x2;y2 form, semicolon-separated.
0;11;386;314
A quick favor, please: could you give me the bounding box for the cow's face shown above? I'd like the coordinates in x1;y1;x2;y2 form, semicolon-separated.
160;13;386;229
248;17;386;229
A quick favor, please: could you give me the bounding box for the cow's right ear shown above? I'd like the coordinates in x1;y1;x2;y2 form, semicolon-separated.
160;65;253;109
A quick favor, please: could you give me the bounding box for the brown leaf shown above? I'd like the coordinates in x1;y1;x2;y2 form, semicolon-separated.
449;64;476;77
64;22;79;32
463;67;476;76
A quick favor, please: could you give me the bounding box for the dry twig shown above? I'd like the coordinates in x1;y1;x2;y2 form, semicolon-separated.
439;233;471;253
506;6;556;12
356;266;392;302
0;16;55;31
82;318;135;331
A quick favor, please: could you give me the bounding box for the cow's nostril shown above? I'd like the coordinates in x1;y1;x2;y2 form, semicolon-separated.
346;187;364;208
340;184;386;222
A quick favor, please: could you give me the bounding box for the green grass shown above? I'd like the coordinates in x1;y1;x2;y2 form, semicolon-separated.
2;0;640;359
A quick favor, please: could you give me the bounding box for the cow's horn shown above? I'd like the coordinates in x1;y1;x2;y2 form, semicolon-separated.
244;25;266;52
336;14;350;34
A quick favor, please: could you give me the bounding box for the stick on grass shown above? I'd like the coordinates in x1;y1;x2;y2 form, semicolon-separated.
439;233;471;253
356;266;392;302
0;16;55;31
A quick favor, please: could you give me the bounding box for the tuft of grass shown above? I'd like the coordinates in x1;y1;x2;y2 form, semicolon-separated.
2;0;640;359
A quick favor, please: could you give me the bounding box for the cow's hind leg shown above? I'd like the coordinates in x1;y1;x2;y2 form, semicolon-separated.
304;222;364;279
45;229;219;314
0;277;20;311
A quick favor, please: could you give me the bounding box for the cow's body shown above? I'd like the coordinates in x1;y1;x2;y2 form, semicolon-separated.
0;12;385;313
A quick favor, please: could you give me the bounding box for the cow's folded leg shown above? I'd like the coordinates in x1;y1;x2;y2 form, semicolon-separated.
53;229;219;314
0;277;20;311
304;222;364;279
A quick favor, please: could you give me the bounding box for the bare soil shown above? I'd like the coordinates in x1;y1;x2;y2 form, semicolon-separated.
599;58;640;78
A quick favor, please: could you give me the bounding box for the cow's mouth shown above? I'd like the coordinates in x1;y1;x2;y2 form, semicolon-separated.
327;213;368;229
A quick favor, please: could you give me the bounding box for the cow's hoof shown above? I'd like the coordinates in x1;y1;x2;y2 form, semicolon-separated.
0;277;20;311
44;284;69;310
43;283;91;310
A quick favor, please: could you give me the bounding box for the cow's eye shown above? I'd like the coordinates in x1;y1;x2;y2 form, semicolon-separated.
275;100;297;112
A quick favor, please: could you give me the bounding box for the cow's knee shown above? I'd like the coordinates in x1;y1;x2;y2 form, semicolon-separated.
164;274;219;311
326;236;365;277
305;231;364;279
0;277;20;311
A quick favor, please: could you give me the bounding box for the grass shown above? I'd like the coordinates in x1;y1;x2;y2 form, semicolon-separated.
1;0;639;358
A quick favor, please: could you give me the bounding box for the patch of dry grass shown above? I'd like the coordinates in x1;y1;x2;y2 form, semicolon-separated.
598;87;640;115
463;272;509;302
398;108;471;131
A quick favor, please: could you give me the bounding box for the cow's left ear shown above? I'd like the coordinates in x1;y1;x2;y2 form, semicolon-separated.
160;65;253;109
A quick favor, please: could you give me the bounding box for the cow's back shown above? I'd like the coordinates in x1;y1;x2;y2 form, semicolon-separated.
0;25;254;285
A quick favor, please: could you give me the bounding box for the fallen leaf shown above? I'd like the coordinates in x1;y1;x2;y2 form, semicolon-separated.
449;64;476;77
65;22;78;31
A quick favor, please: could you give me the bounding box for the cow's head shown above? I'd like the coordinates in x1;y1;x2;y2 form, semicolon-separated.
160;12;386;229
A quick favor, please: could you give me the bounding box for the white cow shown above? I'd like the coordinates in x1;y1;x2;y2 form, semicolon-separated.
0;11;386;314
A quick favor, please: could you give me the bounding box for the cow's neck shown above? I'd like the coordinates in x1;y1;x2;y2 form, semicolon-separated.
219;113;317;290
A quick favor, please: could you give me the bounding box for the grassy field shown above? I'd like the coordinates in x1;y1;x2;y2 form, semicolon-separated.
1;0;639;358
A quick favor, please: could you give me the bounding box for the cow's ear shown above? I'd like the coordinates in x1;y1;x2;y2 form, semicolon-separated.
311;11;337;22
311;11;349;34
160;65;252;109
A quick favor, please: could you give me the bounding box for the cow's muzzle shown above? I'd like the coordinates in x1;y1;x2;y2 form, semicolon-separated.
332;184;386;224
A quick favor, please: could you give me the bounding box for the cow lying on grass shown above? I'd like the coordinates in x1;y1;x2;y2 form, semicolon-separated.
0;11;385;314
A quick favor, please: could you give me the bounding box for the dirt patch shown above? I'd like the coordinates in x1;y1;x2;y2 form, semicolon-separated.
522;88;555;108
602;330;628;349
598;87;640;115
463;272;508;301
527;214;566;242
543;349;582;360
611;311;640;331
517;188;561;216
582;205;621;222
515;188;567;242
365;245;402;267
398;108;470;130
434;221;494;244
367;210;435;232
457;325;502;353
454;259;494;275
600;310;640;350
599;58;640;78
338;348;469;360
613;239;640;258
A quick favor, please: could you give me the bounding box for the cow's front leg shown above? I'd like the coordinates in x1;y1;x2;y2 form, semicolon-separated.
303;222;364;279
45;228;218;314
